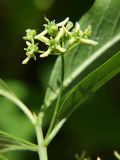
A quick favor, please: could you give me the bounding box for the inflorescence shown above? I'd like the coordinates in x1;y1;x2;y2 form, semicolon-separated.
22;17;98;64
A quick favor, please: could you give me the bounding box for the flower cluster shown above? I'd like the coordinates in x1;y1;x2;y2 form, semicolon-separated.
22;17;98;64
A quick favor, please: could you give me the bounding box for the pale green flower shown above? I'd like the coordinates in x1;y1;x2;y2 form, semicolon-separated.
23;17;98;64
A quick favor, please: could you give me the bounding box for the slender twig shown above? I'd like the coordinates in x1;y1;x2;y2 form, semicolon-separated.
0;90;35;125
0;145;38;153
45;54;64;139
44;118;66;146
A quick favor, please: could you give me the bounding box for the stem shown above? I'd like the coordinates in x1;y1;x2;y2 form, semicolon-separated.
0;90;35;125
45;54;64;138
35;123;48;160
44;118;66;146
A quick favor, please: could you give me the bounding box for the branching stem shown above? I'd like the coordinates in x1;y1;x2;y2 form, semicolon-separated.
35;122;48;160
44;118;66;146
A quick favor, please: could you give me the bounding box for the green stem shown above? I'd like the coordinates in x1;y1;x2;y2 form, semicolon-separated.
44;118;66;146
0;90;35;125
45;54;64;139
35;123;48;160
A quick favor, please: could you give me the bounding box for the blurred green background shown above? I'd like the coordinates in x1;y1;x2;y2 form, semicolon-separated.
0;0;120;159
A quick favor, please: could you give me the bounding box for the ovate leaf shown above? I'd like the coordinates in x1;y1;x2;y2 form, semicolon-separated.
0;131;37;153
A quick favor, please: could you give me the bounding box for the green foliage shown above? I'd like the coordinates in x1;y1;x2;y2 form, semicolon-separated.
41;0;120;126
0;154;9;160
0;79;13;94
0;79;35;125
0;0;120;159
0;131;37;153
0;80;33;137
57;51;120;120
0;80;34;160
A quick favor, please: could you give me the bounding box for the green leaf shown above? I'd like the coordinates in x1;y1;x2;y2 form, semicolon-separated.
57;51;120;119
0;154;9;160
41;0;120;124
0;80;35;160
0;131;37;153
44;51;120;146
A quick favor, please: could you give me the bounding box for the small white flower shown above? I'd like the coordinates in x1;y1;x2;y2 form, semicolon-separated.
23;17;98;64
